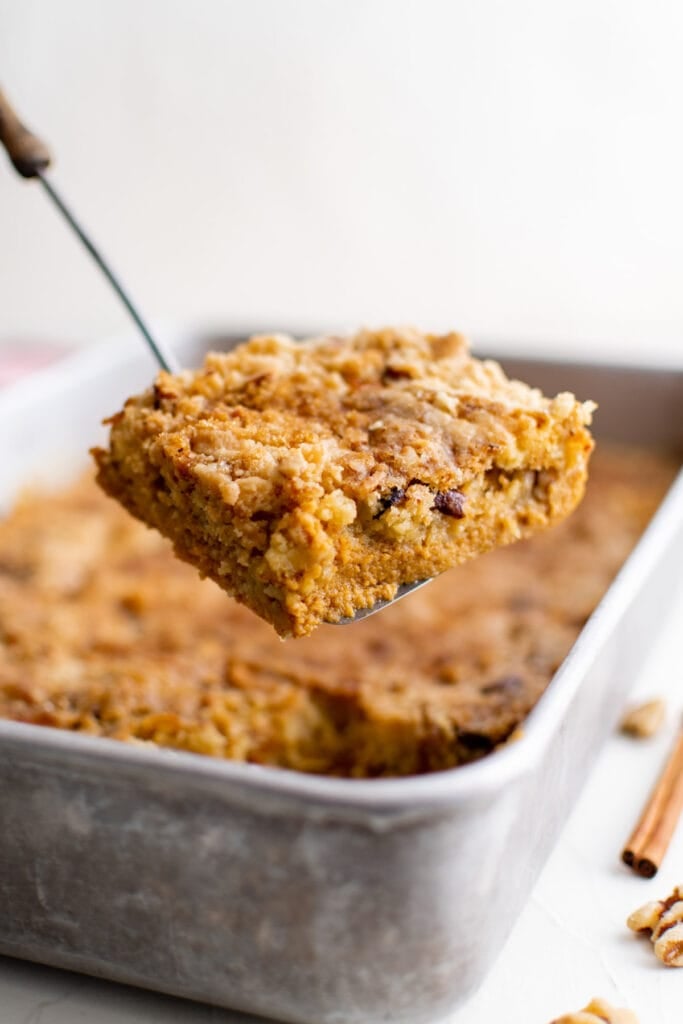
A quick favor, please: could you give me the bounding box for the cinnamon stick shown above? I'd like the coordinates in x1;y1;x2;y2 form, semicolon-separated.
622;722;683;878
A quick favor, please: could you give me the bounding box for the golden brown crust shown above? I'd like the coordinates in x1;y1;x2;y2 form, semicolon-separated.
93;327;595;637
0;444;676;777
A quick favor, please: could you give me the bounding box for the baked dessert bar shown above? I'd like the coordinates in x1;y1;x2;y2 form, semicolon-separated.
94;328;595;637
2;444;674;777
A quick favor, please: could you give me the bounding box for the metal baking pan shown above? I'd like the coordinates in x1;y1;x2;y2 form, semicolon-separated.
1;327;682;1024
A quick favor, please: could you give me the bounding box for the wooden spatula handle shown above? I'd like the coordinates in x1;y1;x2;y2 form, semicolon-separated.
0;87;51;178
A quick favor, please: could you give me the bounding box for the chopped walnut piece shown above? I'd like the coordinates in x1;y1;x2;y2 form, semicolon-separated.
550;997;638;1023
627;885;683;966
620;698;666;739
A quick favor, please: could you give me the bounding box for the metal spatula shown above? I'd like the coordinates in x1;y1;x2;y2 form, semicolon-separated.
0;86;430;623
0;87;178;373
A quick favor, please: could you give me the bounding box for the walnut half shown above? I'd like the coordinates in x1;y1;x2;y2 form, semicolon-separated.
550;998;638;1023
627;885;683;966
619;698;666;739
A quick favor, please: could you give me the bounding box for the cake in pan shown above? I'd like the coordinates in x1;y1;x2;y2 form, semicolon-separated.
94;328;595;637
0;444;676;777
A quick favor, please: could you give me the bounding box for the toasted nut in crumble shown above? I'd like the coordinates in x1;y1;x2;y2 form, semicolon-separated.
620;698;666;739
628;885;683;966
550;998;638;1023
93;327;595;637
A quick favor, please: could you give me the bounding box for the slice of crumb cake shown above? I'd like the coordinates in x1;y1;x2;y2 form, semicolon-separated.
93;327;595;637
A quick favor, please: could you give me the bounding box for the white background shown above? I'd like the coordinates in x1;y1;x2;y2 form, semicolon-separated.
1;0;683;363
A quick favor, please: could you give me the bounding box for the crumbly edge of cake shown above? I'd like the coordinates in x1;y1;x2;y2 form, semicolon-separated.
94;328;594;636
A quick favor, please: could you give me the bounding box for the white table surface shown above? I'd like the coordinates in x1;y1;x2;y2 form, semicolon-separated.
1;590;682;1024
